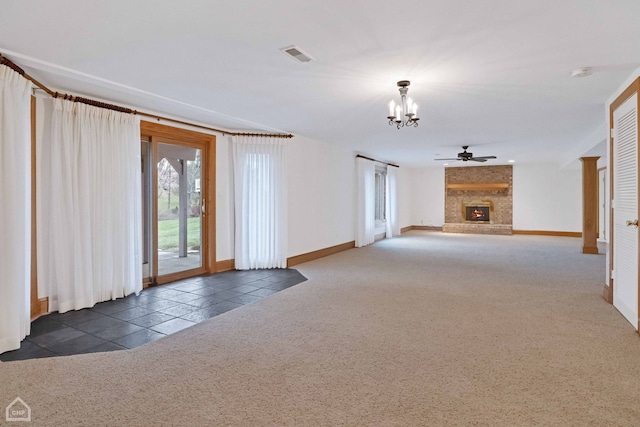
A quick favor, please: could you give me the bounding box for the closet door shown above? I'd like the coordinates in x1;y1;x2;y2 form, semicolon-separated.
612;92;638;329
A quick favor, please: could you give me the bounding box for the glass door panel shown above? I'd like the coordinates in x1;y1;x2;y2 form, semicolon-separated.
156;142;202;276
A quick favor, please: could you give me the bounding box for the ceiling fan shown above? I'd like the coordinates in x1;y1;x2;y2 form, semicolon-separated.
434;146;497;163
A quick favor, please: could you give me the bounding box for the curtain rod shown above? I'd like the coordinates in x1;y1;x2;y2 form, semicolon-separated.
356;154;399;168
139;111;293;138
0;53;294;139
0;55;56;98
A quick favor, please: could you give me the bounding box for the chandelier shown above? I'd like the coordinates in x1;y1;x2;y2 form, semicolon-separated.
387;80;419;129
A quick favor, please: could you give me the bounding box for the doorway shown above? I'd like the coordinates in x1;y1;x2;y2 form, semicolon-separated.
141;122;216;286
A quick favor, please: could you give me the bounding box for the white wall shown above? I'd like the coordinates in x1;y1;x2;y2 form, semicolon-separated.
512;163;581;232
287;135;356;257
408;167;445;227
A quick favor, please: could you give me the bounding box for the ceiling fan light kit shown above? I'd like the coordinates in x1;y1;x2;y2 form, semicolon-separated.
434;146;497;163
387;80;419;129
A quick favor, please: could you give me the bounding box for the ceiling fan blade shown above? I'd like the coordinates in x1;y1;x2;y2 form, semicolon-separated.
469;158;488;162
434;158;461;161
472;156;497;160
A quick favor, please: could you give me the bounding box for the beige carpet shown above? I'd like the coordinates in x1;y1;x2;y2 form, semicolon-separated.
2;231;639;426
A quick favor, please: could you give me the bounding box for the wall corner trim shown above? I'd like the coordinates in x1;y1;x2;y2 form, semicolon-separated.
30;297;49;321
402;225;444;232
215;259;235;272
512;230;582;238
287;241;356;267
602;284;612;304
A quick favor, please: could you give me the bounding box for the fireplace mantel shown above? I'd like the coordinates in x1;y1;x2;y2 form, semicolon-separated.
446;183;509;191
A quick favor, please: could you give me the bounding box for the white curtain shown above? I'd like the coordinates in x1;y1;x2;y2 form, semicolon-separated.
356;157;375;247
385;166;400;238
233;136;288;269
38;98;142;313
0;65;32;354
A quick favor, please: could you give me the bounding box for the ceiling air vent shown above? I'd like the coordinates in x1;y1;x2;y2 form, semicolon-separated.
280;45;315;63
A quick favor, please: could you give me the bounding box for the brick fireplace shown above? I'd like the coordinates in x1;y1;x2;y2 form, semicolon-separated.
442;165;513;235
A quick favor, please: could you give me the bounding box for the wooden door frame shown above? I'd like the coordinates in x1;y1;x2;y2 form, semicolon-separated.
30;96;48;319
141;121;216;286
607;78;640;332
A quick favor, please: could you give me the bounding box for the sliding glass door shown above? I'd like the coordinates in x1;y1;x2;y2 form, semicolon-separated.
141;122;215;286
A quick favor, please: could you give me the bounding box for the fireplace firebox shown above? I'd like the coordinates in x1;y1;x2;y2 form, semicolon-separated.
465;206;490;222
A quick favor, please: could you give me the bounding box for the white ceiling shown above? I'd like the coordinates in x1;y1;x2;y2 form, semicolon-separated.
1;0;639;167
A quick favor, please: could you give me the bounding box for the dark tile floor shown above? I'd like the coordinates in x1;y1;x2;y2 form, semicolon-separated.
1;268;307;362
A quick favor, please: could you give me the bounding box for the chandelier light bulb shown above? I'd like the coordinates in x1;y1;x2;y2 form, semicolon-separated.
388;100;395;117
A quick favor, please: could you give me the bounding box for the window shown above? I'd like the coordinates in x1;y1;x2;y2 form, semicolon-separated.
375;166;387;223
